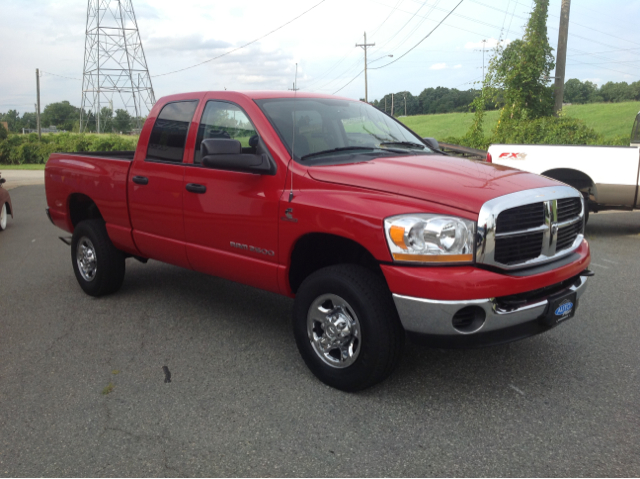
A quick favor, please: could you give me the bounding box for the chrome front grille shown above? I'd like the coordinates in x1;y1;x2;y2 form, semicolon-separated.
494;232;544;265
557;197;582;222
496;203;545;233
477;186;585;270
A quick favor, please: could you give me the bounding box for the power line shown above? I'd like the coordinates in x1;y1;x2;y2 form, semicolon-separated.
332;0;465;95
370;0;405;37
371;0;433;54
475;0;640;48
152;0;327;78
40;71;82;81
332;68;365;95
369;0;466;70
374;0;443;56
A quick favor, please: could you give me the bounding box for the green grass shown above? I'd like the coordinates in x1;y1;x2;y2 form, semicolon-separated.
400;101;640;143
0;164;46;170
563;102;639;138
401;111;498;139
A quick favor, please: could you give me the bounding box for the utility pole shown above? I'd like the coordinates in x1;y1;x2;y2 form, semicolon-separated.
482;39;487;82
36;69;41;140
554;0;571;115
356;32;375;103
384;97;387;113
289;63;300;91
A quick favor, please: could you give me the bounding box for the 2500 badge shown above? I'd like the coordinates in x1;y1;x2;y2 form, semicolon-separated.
230;241;275;257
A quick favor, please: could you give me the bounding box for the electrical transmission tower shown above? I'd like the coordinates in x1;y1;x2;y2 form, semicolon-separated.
80;0;155;133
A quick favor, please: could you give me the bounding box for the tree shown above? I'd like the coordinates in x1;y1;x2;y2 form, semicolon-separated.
1;110;21;132
41;101;79;131
462;0;557;148
99;107;114;133
0;122;7;140
564;79;602;104
112;109;133;133
487;0;555;121
600;81;635;103
21;112;37;130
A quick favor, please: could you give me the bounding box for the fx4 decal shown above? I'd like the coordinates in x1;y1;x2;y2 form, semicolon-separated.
499;152;527;159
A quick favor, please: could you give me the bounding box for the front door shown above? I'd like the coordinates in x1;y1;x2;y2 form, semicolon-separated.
183;100;282;292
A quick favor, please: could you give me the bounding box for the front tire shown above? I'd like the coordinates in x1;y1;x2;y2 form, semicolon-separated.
71;219;125;297
293;265;404;392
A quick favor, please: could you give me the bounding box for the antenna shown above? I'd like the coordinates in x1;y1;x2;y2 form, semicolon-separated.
80;0;156;133
288;63;298;202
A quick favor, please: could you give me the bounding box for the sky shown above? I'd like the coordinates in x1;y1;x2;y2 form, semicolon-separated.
1;0;639;116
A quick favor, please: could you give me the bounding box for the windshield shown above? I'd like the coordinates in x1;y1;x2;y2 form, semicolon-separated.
255;98;432;163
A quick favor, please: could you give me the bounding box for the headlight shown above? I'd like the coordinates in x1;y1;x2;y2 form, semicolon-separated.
384;214;475;263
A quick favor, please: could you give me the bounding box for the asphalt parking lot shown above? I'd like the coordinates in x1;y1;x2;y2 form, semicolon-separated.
1;185;639;477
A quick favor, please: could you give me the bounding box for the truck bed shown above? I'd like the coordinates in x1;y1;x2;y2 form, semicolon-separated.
45;152;135;242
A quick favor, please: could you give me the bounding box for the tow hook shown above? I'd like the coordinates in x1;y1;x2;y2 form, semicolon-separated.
580;269;595;277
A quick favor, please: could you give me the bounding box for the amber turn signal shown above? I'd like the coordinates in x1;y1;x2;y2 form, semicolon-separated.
389;225;408;250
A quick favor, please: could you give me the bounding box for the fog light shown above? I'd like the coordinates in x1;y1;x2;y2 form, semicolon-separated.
452;306;486;334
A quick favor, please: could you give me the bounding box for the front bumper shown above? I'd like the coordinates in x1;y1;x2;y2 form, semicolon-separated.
393;274;589;348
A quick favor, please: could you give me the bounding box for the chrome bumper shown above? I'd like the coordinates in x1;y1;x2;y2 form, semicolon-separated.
392;276;588;336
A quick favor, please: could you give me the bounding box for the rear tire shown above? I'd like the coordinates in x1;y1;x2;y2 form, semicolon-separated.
293;264;404;392
71;219;125;297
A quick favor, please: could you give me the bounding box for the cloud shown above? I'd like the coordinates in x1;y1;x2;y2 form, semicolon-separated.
453;64;462;69
146;34;232;53
464;38;511;50
430;63;447;70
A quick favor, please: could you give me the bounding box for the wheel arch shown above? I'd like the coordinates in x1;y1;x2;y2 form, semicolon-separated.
541;168;595;193
288;232;383;295
68;193;104;228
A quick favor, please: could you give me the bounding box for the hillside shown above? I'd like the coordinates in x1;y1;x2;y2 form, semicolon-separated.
400;101;640;144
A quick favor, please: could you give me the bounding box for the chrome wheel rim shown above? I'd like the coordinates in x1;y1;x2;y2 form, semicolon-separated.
76;237;97;282
307;294;361;369
0;203;6;230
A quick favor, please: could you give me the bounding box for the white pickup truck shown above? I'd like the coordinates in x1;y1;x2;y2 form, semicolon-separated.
488;143;640;220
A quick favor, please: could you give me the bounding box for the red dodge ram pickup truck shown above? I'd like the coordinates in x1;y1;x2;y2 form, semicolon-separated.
45;91;591;391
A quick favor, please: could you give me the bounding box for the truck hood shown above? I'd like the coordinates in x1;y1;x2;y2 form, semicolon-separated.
307;154;559;213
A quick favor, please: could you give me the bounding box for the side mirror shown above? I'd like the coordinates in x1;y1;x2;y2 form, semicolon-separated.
0;178;5;185
422;137;440;150
201;138;274;175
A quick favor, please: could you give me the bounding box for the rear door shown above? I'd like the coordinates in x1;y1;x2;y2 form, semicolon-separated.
128;99;200;268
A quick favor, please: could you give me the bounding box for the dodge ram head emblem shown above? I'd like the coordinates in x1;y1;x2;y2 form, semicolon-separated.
281;207;298;223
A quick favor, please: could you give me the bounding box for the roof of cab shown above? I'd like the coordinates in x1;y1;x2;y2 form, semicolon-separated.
156;90;356;103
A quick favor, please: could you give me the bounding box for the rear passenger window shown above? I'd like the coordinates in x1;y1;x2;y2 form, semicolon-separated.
147;101;198;162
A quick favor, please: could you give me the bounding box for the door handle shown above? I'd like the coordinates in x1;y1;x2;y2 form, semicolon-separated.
186;183;207;194
132;176;149;185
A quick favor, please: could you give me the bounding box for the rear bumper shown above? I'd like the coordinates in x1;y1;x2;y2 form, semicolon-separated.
393;274;588;348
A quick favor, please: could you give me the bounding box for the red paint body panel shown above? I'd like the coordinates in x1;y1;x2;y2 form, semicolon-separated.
44;154;139;254
44;91;591;305
382;240;590;301
308;155;560;213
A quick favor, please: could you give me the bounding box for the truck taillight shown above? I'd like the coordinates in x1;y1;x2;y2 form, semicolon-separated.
486;152;492;163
